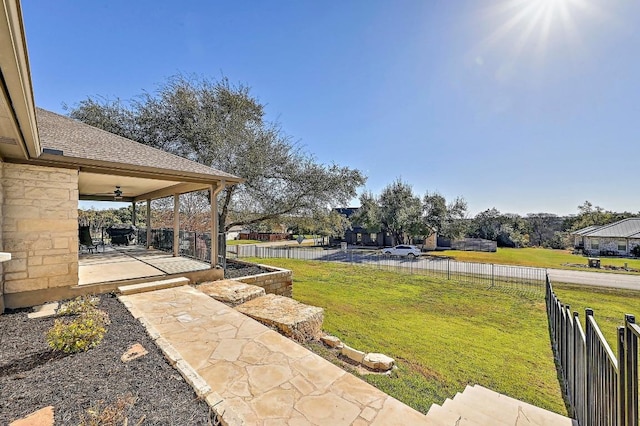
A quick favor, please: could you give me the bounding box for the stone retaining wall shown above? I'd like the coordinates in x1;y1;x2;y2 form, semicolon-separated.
229;259;293;297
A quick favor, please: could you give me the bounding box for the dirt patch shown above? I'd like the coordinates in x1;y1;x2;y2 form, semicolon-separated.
0;294;214;425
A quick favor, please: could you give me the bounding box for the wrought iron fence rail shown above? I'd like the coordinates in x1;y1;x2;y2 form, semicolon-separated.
233;245;546;294
546;276;640;426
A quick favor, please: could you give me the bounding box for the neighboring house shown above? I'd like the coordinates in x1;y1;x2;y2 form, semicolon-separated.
226;225;244;240
333;207;393;246
571;218;640;256
0;0;242;311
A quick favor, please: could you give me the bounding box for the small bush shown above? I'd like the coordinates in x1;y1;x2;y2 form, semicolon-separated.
632;245;640;258
79;394;137;426
46;297;109;354
58;295;100;315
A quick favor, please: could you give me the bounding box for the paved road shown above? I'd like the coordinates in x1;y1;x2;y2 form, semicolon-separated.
232;244;640;291
547;268;640;290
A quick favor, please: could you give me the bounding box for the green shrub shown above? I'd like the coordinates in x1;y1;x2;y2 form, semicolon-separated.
46;297;109;354
57;295;99;315
632;245;640;258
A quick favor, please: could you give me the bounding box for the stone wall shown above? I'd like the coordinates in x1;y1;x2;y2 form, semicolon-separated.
2;163;79;308
586;237;630;256
230;259;293;297
0;161;3;312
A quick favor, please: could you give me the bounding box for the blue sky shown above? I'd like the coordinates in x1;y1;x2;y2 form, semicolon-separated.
22;0;640;216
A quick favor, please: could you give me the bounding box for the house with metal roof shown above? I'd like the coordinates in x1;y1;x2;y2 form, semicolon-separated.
0;0;241;310
571;218;640;256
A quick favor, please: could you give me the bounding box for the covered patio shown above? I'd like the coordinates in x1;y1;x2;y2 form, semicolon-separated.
39;108;243;292
78;245;212;286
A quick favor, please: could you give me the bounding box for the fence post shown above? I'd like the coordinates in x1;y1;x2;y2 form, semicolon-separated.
618;326;626;426
585;308;594;425
447;258;450;280
625;314;638;426
491;264;495;288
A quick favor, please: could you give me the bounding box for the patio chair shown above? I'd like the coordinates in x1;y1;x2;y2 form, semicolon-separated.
79;225;99;254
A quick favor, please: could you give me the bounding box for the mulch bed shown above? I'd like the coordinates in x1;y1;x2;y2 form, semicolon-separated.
0;294;214;425
224;261;270;279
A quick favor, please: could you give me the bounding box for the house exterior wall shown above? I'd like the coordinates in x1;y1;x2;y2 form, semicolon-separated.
585;236;640;256
424;233;437;251
0;161;4;312
2;163;79;308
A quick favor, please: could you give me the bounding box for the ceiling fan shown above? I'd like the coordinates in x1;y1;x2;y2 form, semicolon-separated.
113;186;123;200
84;185;125;201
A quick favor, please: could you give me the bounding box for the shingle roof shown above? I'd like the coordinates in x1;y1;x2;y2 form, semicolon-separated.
579;218;640;239
36;108;241;182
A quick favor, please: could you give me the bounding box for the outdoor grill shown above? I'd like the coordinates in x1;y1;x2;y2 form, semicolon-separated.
106;224;137;246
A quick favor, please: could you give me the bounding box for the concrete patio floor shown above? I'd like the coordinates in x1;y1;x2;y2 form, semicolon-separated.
120;285;431;425
79;246;211;285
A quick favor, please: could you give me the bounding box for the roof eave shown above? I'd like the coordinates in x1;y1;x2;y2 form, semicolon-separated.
0;0;40;159
32;152;244;185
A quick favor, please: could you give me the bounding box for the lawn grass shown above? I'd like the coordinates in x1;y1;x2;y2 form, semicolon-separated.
249;258;567;415
428;247;640;273
227;239;261;245
553;283;640;345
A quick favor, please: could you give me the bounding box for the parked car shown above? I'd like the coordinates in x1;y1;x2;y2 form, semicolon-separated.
381;245;421;257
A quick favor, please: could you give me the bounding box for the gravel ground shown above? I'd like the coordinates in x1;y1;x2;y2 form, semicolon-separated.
0;294;214;425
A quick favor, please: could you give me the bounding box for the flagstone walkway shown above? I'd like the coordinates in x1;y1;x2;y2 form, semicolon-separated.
119;285;431;425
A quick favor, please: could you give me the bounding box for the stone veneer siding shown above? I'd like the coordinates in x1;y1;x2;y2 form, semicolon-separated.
230;259;293;297
2;163;79;308
585;237;640;256
0;161;3;312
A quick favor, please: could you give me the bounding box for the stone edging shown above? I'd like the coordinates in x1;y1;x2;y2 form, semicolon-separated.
227;259;293;297
320;334;396;372
118;297;244;426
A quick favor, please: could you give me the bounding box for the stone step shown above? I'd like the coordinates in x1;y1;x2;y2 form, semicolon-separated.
197;279;265;306
235;293;323;341
451;385;574;425
441;396;509;425
425;403;484;425
118;277;190;295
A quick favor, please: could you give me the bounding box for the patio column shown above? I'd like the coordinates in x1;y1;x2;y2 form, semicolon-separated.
173;193;179;257
146;199;151;249
210;185;217;267
131;201;136;227
209;181;226;267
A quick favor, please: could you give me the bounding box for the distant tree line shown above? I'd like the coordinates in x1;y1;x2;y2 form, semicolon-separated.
340;180;639;249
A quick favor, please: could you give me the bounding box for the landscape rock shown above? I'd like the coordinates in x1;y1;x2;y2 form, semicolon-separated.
235;294;323;341
121;343;148;362
198;280;265;306
9;406;54;426
341;345;366;363
321;334;343;349
363;353;395;371
27;302;58;319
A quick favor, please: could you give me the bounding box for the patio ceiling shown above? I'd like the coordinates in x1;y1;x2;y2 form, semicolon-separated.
79;171;213;202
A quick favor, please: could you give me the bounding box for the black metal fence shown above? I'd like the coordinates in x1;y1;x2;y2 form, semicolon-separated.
231;245;545;294
546;276;640;425
136;228;226;268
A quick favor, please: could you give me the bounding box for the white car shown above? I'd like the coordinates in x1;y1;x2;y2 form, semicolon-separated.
381;245;421;257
